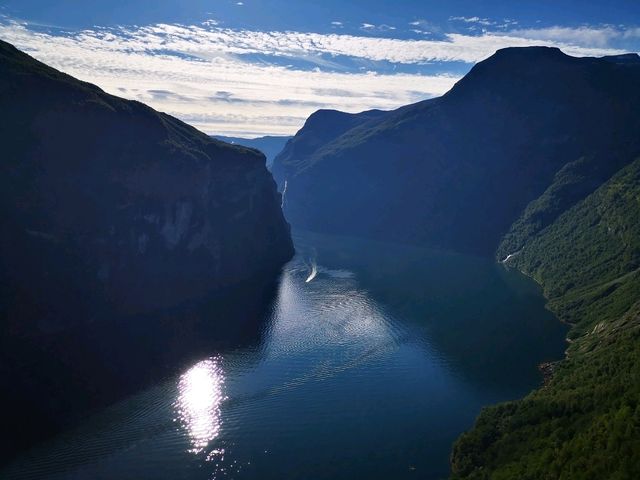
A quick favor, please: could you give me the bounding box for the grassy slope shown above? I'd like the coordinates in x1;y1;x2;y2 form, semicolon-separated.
451;159;640;479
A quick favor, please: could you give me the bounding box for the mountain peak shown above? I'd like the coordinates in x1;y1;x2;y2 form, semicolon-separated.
493;45;566;57
478;46;571;69
304;109;355;127
445;46;595;102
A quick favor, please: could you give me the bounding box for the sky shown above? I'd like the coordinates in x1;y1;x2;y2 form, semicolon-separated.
1;0;639;137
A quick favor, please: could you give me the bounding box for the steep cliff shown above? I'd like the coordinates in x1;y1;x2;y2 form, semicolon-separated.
0;39;293;333
0;38;295;462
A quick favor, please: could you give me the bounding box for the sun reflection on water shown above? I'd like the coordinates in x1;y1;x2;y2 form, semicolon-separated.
175;357;225;454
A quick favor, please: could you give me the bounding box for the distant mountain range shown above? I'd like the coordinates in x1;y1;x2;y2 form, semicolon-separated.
272;46;640;478
213;135;292;168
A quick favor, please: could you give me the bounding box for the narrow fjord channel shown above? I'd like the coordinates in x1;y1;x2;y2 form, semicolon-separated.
2;231;567;480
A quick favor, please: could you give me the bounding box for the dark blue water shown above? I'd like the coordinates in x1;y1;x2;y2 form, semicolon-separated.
1;231;567;480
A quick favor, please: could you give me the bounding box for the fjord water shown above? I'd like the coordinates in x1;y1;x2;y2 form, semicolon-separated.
2;231;566;480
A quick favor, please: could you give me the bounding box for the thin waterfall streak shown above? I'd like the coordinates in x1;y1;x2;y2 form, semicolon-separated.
281;180;288;208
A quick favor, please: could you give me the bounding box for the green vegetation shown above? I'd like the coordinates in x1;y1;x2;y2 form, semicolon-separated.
451;159;640;479
496;154;628;262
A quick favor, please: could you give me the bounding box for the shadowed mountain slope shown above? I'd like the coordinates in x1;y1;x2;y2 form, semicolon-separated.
0;39;293;329
273;47;640;256
0;39;293;461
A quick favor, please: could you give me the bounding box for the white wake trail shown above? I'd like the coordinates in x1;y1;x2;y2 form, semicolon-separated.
305;259;318;283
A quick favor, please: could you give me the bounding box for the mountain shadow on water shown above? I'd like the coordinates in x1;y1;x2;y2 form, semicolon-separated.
0;275;282;465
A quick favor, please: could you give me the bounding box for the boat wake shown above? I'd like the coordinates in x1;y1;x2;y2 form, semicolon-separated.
305;260;318;283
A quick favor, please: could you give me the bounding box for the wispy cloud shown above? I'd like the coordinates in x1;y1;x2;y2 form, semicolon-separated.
0;20;459;136
360;22;396;32
408;19;434;35
5;20;624;64
450;16;496;26
409;19;431;29
0;19;635;136
506;25;640;48
450;16;521;30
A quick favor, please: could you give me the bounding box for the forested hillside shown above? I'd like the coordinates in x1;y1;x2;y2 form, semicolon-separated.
451;159;640;479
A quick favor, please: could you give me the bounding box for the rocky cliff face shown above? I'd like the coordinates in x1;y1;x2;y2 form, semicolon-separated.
0;39;294;333
272;47;640;255
0;39;294;461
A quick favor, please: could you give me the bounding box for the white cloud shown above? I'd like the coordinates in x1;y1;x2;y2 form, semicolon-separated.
409;19;431;28
360;23;396;32
0;19;635;136
408;19;434;35
623;27;640;39
41;21;622;64
506;25;640;48
450;16;495;26
0;21;459;136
